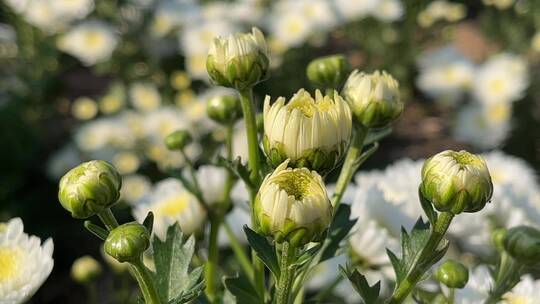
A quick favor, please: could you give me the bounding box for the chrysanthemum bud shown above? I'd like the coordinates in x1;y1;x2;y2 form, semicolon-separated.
58;160;122;219
435;260;469;289
503;226;540;265
104;222;150;263
420;150;493;214
342;70;403;128
165;130;192;151
306;54;350;89
206;95;242;125
254;160;332;247
263;89;352;173
71;255;102;284
206;27;269;90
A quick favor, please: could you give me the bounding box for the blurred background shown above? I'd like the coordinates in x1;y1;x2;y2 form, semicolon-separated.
0;0;539;302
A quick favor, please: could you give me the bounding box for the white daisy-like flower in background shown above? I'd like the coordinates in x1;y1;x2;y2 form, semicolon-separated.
57;20;118;66
74;115;137;152
334;0;378;22
267;9;312;48
502;275;540;304
473;53;528;105
141;107;189;143
0;218;54;304
192;165;229;205
455;265;491;304
416;46;475;104
180;20;238;56
50;0;94;21
453;103;511;149
217;206;251;247
21;1;66;34
372;0;404;22
150;0;200;37
133;178;207;239
120;174;152;205
129;82;162;113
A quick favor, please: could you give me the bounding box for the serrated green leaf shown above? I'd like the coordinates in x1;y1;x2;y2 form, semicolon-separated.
153;223;204;302
244;226;280;279
320;204;357;262
339;265;380;304
223;274;263;304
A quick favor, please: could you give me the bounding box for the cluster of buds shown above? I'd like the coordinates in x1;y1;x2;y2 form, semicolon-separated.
502;226;540;265
254;160;332;247
263;89;352;174
420;150;493;214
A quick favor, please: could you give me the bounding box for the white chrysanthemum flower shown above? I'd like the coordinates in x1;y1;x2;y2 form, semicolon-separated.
372;0;404;22
502;275;540;304
129;83;162;113
142;107;189;143
482;0;515;10
192;165;228;205
181;20;238;56
74;116;136;152
453;103;511;149
416;46;475;103
263;89;352;172
418;1;466;27
455;265;491;304
3;0;30;14
57;21;117;66
473;53;528;105
0;218;54;303
133;178;207;239
268;10;312;48
150;0;200;37
21;1;68;34
50;0;94;21
120;174;152;205
334;0;378;21
275;0;337;31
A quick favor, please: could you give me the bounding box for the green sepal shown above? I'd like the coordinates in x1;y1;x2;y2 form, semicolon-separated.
143;212;154;235
244;225;280;280
419;188;438;225
339;264;380;304
84;220;109;240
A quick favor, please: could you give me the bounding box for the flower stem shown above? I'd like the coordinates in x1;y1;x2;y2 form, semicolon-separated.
387;212;454;304
97;208;119;230
276;242;297;304
205;215;221;303
448;288;455;304
483;253;524;304
129;258;162;304
331;125;368;211
223;221;254;279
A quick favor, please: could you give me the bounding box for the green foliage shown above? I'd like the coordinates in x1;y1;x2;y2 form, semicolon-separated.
152;223;205;303
223;274;264;304
339;265;381;304
244;226;280;280
386;218;449;285
320;204;357;262
217;156;256;191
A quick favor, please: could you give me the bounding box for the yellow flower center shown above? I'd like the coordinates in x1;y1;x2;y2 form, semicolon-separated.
85;31;105;49
449;150;481;166
288;92;334;117
155;193;190;217
488;78;507;95
286;19;303;35
0;247;22;283
505;295;530;304
486;103;510;123
274;171;313;200
0;223;6;232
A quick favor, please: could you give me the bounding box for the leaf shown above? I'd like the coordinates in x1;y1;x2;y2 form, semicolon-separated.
143;212;154;234
339;265;380;304
386;218;449;285
84;220;109;240
363;127;392;146
244;226;280;279
352;142;379;168
295;244;322;268
153;223;204;302
223;274;263;304
216;156;255;190
320;204;357;262
418;188;438;225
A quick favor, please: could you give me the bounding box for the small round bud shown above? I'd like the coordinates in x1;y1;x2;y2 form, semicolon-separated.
165;130;192;151
206;95;242;125
306;54;350;89
104;222;150;263
71;255;102;284
58;160;122;219
491;228;508;252
503;226;540;265
420;150;493;214
435;260;469;289
206;27;269;90
263;89;352;174
254;160;332;247
342;70;403;128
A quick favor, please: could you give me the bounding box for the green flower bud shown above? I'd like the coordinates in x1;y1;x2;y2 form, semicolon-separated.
71;255;102;284
165;130;192;151
206;27;269;90
435;260;469;289
420;150;493;214
306;54;350;89
491;228;508;252
342;70;403;128
206;95;242;125
503;226;540;265
254;160;332;247
58;160;122;219
262;89;352;174
104;222;150;263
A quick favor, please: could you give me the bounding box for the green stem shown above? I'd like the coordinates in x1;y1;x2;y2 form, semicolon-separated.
238;88;262;187
387;212;454;304
483;253;524;304
205;215;221;303
97;208;119;230
223;221;254;279
448;288;455;304
276;242;297;304
129;258;162;304
331;126;368;211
